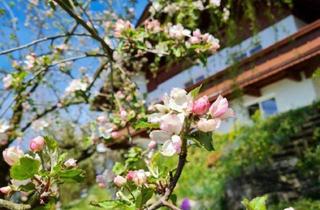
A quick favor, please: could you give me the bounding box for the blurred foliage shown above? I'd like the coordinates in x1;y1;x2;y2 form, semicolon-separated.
62;185;111;210
175;101;320;209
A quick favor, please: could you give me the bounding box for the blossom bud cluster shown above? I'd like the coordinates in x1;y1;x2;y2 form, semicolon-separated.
148;88;234;156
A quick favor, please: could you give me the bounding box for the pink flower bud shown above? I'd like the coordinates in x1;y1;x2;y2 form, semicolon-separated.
197;118;221;132
132;170;149;186
29;136;45;152
113;175;127;187
2;146;24;166
192;96;210;115
126;171;136;181
148;140;157;149
120;109;127;120
96;175;106;188
97;115;108;124
209;95;229;118
0;186;12;194
111;131;121;139
64;158;77;168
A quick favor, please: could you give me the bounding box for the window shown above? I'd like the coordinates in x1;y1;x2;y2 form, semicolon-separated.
195;75;205;83
249;44;263;55
184;80;193;88
247;98;278;118
261;98;278;117
248;103;260;117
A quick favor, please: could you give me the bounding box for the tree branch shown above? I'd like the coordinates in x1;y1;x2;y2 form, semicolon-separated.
0;33;90;56
0;199;31;210
54;0;114;59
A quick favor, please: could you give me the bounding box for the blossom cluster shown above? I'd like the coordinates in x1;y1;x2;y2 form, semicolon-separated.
148;88;234;156
0;136;81;206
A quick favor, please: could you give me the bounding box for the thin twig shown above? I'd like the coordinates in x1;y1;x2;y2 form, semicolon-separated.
0;33;90;56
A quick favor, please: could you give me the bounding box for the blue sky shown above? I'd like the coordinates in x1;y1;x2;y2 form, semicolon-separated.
0;0;148;146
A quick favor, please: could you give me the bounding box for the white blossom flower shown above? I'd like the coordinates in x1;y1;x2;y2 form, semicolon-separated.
222;8;230;21
2;74;13;90
166;88;193;113
168;24;191;39
65;78;90;95
0;121;10;133
161;135;182;156
64;158;77;168
31;119;49;131
24;53;37;70
209;0;221;7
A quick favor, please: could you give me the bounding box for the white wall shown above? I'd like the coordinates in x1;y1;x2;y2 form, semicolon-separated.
147;15;306;103
217;74;320;133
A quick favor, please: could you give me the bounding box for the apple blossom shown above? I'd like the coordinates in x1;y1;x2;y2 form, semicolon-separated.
167;88;193;113
111;131;121;139
209;95;229;118
148;140;157;149
24;53;37;70
2;74;13;90
96;175;107;188
113;175;127;187
96;115;108;124
168;24;191;39
0;186;12;195
31;119;49;131
2;146;24;166
209;0;221;7
144;19;161;33
192;96;210;115
114;19;132;38
197;118;221;132
160;113;184;134
64;158;77;168
284;208;295;210
127;170;149;186
65;79;89;94
120;109;128;120
161;135;182;156
0;121;10;133
30;136;45;152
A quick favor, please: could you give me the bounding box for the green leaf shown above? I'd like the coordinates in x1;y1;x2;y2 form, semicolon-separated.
44;136;58;151
133;120;159;130
242;196;268;210
169;194;177;205
188;85;202;99
112;162;126;175
135;187;153;208
10;157;40;180
189;132;214;151
19;182;35;193
59;168;85;182
91;200;134;210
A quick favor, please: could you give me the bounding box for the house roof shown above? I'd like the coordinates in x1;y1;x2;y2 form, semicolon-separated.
194;19;320;101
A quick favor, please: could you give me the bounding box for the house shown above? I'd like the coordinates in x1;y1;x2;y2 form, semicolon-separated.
93;0;320;138
137;0;320;133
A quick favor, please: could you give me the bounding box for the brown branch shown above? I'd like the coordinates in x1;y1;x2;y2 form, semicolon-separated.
0;199;31;210
147;125;189;210
54;0;114;59
0;33;90;56
162;200;182;210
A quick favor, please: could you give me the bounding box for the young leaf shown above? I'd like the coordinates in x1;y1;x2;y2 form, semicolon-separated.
44;136;58;151
59;168;85;182
10;157;40;180
133;120;159;130
189;131;214;151
135;187;153;208
91;200;134;210
242;195;268;210
188;85;203;99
